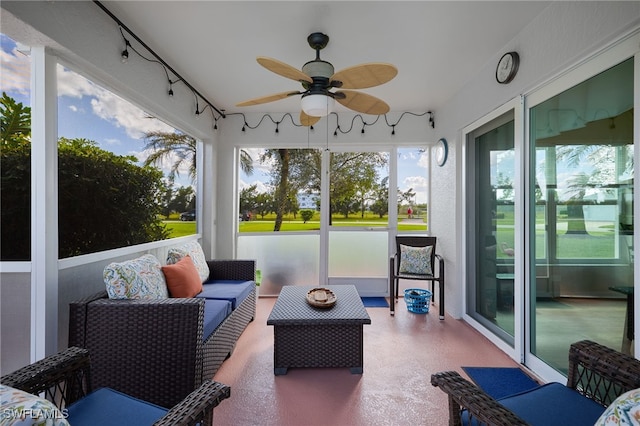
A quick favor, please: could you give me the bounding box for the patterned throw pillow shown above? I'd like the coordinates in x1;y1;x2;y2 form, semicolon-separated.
595;388;640;425
399;244;433;275
0;384;70;425
104;254;168;300
162;255;203;298
166;241;210;283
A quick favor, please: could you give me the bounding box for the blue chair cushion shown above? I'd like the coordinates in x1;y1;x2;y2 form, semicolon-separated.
66;387;167;425
203;299;232;340
198;280;254;309
462;383;606;425
498;382;605;425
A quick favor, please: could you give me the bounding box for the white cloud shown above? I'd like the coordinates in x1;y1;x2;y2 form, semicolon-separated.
417;150;429;168
239;178;270;194
57;65;174;140
0;46;30;96
402;175;428;204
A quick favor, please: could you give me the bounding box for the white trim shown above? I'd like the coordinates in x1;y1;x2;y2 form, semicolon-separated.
634;51;640;358
58;235;200;270
461;96;523;364
30;46;58;360
0;262;32;273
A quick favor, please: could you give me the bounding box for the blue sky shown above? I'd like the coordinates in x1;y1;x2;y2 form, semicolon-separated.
2;33;429;204
1;33;192;187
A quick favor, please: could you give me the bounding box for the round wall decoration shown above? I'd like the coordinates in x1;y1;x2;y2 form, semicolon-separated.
496;51;520;84
435;138;448;167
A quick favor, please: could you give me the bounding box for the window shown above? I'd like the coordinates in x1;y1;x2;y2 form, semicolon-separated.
397;147;428;231
56;66;197;257
1;34;31;261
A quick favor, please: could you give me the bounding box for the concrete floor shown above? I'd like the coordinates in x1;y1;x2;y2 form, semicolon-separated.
212;296;520;426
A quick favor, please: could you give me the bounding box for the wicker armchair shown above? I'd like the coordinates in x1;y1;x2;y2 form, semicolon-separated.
431;340;640;426
1;347;230;426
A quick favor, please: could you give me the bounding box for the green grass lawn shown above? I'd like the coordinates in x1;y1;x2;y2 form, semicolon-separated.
163;213;427;237
163;221;197;238
163;213;618;259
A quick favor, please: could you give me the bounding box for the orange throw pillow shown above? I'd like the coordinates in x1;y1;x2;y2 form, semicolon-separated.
161;255;203;298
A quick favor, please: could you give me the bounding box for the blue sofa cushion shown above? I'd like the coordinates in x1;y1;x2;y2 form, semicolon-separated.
203;299;232;340
198;280;254;310
67;387;167;425
499;382;604;425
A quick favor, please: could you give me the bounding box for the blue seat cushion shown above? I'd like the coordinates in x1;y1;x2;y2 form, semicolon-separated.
67;387;167;425
198;280;254;309
463;383;605;425
500;382;605;425
203;299;232;340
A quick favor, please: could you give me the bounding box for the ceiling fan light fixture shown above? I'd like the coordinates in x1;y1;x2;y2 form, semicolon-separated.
301;94;335;117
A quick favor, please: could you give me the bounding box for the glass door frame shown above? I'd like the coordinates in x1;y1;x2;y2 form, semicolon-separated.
320;145;394;296
462;96;525;363
523;33;640;384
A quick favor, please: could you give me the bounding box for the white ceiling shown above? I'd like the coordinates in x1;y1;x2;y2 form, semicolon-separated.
97;1;551;116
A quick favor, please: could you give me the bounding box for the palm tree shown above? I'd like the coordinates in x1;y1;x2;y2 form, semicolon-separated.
143;131;253;183
1;92;31;145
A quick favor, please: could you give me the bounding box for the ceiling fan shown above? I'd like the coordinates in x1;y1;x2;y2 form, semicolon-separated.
236;32;398;126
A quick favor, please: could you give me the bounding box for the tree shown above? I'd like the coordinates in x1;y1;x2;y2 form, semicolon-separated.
57;137;169;257
143;130;255;183
143;131;197;182
2;93;174;259
169;186;195;214
1;93;31;259
239;184;259;217
398;187;416;213
254;192;274;219
1;92;30;144
259;149;387;229
329;152;387;221
300;209;314;223
370;177;389;218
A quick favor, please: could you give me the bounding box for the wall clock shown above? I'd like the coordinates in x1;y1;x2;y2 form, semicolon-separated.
496;51;520;84
435;138;448;167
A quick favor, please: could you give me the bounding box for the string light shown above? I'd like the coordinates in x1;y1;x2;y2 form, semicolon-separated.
95;1;225;129
227;111;433;135
120;39;130;63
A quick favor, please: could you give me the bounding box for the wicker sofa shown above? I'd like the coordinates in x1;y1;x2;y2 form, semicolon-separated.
1;346;230;426
431;340;640;425
69;258;256;409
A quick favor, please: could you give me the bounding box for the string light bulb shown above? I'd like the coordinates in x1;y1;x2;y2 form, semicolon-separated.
121;40;130;63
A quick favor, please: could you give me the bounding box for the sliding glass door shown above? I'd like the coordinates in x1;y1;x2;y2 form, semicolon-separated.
528;58;634;373
466;107;518;347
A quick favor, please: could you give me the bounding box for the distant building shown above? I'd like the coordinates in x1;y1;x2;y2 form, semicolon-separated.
298;193;320;210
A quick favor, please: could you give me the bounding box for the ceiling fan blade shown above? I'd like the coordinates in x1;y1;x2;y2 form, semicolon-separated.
300;111;321;127
257;57;313;83
335;90;390;115
331;63;398;89
236;91;300;107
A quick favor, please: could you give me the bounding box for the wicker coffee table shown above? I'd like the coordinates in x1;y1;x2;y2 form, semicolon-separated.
267;285;371;375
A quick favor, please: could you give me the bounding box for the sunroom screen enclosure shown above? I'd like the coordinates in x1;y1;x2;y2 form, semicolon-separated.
237;147;428;297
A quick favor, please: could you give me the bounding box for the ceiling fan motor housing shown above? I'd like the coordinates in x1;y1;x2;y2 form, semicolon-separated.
302;60;335;96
